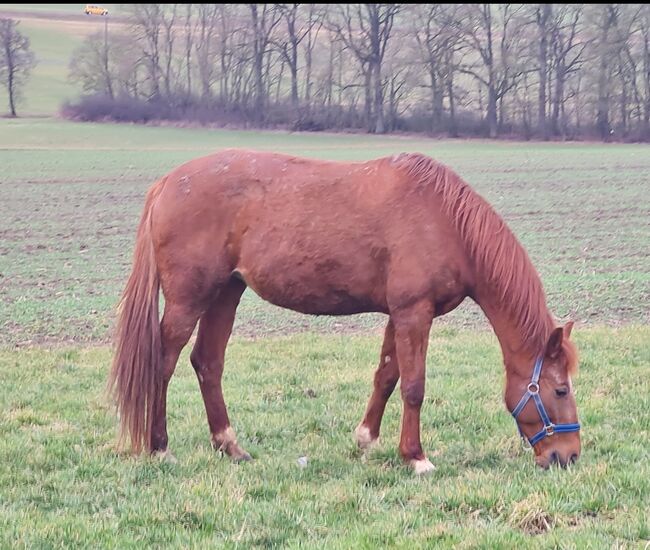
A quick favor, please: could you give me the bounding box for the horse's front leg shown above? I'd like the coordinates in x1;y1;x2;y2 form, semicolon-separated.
392;300;435;475
355;320;399;449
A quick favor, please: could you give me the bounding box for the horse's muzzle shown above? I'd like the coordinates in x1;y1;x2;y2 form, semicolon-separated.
536;450;579;469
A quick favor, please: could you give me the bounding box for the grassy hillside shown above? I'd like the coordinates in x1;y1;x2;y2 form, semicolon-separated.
0;4;119;116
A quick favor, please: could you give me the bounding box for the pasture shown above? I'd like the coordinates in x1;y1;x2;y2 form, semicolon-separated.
1;117;649;547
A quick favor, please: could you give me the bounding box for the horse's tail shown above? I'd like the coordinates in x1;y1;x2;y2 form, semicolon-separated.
108;178;165;454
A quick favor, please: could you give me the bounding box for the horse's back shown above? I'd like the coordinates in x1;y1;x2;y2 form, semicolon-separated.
149;149;471;315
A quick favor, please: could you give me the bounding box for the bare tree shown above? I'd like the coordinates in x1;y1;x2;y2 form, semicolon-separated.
160;4;178;98
328;4;400;133
454;4;533;137
193;4;216;100
410;4;460;135
609;5;643;138
249;4;282;124
301;4;324;108
637;5;650;138
536;4;552;139
592;4;621;140
549;5;587;137
0;18;36;117
383;59;412;132
69;31;116;98
183;4;193;97
272;4;302;107
128;5;163;99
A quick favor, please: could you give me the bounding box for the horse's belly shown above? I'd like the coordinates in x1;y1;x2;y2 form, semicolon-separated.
235;260;387;316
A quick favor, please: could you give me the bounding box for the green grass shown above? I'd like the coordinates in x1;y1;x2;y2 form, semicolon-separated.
1;118;649;345
15;19;81;115
1;328;648;548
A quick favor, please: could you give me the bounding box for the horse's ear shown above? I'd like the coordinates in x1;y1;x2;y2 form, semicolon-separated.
564;321;574;339
546;327;564;359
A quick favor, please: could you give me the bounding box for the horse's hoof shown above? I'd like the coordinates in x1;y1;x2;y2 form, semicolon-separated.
354;424;379;451
231;448;252;463
411;458;435;475
153;449;178;464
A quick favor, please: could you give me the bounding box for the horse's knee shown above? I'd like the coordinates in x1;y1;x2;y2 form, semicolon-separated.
401;379;425;407
190;350;222;380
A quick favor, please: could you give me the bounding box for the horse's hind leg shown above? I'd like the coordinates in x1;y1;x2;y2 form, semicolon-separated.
355;320;399;450
151;301;203;456
190;278;251;461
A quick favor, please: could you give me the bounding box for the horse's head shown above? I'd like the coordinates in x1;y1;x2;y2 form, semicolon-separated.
506;322;581;469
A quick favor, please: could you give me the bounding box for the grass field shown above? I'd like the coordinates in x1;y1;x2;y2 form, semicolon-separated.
1;329;649;547
1;117;649;547
1;118;649;346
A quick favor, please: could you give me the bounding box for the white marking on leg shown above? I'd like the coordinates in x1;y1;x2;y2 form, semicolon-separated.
411;458;435;475
212;426;238;452
354;424;379;450
153;449;178;464
212;426;251;461
384;355;391;364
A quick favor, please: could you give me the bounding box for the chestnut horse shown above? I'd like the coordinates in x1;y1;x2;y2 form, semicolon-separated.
109;150;581;473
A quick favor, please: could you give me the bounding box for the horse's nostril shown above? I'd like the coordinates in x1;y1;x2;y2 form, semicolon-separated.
549;451;559;465
569;453;578;464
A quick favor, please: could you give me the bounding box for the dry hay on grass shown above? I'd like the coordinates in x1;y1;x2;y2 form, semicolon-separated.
508;493;558;535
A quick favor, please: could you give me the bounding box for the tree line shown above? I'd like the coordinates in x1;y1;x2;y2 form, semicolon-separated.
4;5;650;141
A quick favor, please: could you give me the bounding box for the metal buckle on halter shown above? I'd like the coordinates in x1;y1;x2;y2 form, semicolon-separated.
545;424;555;436
527;382;539;394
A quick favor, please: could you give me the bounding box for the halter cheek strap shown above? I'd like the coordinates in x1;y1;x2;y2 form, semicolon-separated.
512;355;580;447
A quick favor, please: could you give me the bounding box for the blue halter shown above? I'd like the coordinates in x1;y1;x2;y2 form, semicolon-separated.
511;355;580;446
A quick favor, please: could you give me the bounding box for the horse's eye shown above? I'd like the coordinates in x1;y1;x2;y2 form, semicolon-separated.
555;386;569;398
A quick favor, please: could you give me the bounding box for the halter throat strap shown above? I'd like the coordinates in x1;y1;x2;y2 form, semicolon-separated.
511;355;580;446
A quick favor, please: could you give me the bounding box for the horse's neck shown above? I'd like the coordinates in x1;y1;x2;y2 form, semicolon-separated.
473;282;548;370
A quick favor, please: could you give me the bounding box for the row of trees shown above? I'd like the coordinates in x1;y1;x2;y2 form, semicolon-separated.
0;4;616;141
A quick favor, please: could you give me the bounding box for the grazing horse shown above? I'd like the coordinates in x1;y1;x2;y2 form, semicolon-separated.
109;150;581;473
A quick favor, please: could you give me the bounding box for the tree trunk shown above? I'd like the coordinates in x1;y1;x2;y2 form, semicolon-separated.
289;40;298;107
103;18;113;99
551;63;565;136
487;80;498;138
373;61;384;133
537;4;551;139
250;5;266;125
430;69;443;132
8;68;16;116
364;65;372;131
597;7;615;141
620;65;628;137
447;65;457;138
185;4;192;97
643;32;650;139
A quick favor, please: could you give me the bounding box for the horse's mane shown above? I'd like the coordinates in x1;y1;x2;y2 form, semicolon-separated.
392;153;557;353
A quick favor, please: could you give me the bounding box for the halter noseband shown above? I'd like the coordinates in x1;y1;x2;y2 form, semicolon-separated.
511;355;580;447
